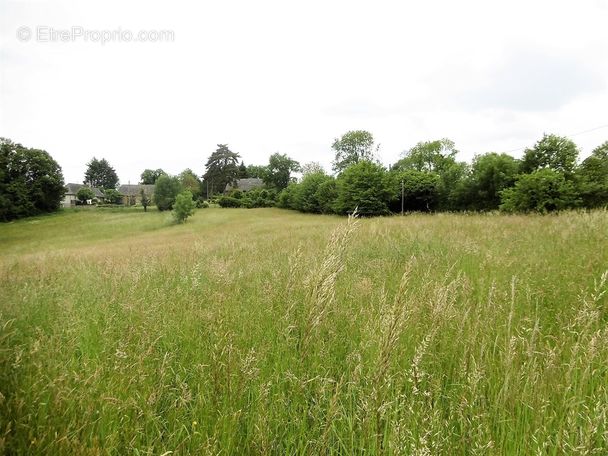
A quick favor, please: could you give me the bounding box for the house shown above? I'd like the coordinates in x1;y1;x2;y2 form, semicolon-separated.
118;184;155;205
224;178;264;194
62;183;104;207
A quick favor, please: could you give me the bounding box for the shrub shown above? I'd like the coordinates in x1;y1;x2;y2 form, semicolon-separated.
315;179;338;214
241;188;277;208
500;169;581;213
229;189;243;199
277;184;297;209
172;190;195;223
76;187;95;204
218;196;243;208
154;175;182;211
293;172;331;213
103;188;122;204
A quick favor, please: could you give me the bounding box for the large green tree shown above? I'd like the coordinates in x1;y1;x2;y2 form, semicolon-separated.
393;138;459;173
390;169;441;212
334;161;391;215
500;169;580;213
0;138;65;221
458;153;520;210
178;168;202;199
262;153;300;190
577;141;608;208
84;157;118;189
154;175;182;211
332;130;378;173
292;172;331;213
520;134;579;176
246;164;267;178
140;168;166;185
203;144;241;195
394;139;466;210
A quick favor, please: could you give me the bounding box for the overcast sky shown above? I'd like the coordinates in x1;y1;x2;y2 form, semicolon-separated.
1;0;607;184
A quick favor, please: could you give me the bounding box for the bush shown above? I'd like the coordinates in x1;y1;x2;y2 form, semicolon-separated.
293;172;332;213
277;184;297;209
154;175;182;211
76;187;95;204
334;161;392;216
172;190;195;223
315;179;338;214
218;196;243;208
500;169;581;213
241;188;277;208
196;199;210;208
103;188;122;204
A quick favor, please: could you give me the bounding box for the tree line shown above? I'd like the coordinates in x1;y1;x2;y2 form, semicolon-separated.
225;131;608;215
1;131;607;221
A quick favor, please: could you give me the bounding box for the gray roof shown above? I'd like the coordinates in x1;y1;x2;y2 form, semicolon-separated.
65;183;104;198
118;184;155;196
225;178;264;193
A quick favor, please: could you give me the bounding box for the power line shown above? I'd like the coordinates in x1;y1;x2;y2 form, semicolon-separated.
502;123;608;154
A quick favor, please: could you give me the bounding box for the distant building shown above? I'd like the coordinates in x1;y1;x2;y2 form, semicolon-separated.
118;184;155;205
62;183;104;207
224;178;264;194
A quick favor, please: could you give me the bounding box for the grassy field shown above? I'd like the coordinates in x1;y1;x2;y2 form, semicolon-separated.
1;207;607;454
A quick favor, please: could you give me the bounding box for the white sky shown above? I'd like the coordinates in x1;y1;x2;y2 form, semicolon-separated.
1;0;607;184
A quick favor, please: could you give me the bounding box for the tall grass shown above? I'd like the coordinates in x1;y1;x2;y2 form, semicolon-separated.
1;208;607;454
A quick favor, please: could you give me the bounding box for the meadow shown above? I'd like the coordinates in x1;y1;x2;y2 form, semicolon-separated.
1;207;607;454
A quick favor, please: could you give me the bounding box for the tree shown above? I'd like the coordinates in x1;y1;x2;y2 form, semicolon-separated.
178;169;202;199
238;161;248;178
334;161;391;215
140;188;150;212
173;190;196;223
520;134;579;176
301;161;325;176
500;169;580;213
0;138;65;221
262;153;300;190
394;138;459;173
277;183;297;209
577;141;608;208
390;170;441;212
393;139;464;210
103;188;122;204
315;179;338;214
332;130;378;173
292;172;332;213
154;175;182;211
203;144;241;195
84;157;118;189
458;153;520;210
76;187;95;204
246;164;267;178
140;168;166;185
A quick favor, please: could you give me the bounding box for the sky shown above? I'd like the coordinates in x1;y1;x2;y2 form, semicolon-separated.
1;0;607;185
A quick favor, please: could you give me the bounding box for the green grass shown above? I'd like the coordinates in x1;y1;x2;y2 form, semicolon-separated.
1;207;607;454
